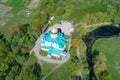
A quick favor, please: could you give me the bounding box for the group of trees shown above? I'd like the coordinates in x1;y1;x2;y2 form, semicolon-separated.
0;22;42;80
70;30;89;80
15;56;41;80
31;12;48;34
92;50;112;80
0;0;49;79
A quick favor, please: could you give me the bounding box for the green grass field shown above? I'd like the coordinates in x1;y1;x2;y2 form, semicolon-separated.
93;37;120;80
0;0;31;37
43;61;71;80
5;0;31;14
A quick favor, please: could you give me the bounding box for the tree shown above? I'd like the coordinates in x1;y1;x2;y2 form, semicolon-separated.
71;38;81;48
107;4;116;15
5;65;19;80
78;25;88;36
16;55;25;65
100;71;112;80
31;12;47;34
15;23;27;33
93;51;107;78
15;63;41;80
15;69;37;80
0;63;8;71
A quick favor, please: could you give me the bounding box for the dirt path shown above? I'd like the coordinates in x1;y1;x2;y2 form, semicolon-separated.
85;22;112;27
30;21;73;64
76;47;80;60
74;22;112;27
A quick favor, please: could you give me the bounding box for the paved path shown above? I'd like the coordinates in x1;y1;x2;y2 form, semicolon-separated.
30;21;73;64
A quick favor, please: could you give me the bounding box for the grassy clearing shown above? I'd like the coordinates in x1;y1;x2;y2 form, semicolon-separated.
5;0;31;14
0;13;30;37
0;0;31;37
93;37;120;80
41;62;58;78
43;61;71;80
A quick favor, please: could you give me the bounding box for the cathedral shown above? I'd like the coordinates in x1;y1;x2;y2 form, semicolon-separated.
40;28;68;58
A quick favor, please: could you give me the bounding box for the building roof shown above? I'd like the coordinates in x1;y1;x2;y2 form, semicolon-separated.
41;30;68;56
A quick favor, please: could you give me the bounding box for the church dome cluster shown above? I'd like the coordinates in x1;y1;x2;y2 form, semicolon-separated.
40;28;68;58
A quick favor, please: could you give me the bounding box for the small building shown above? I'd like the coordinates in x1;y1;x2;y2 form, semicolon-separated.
40;28;68;58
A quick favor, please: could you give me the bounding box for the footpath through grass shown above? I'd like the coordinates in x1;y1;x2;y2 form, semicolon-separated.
93;37;120;80
41;60;71;80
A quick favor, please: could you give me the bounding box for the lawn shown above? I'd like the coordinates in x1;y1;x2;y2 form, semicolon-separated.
5;0;31;14
0;0;31;37
93;37;120;80
0;14;30;37
42;61;71;80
